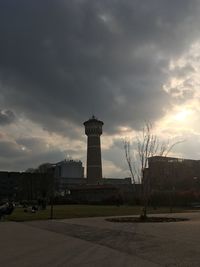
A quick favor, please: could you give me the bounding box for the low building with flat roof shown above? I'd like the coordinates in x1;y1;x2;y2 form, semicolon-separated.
147;156;200;191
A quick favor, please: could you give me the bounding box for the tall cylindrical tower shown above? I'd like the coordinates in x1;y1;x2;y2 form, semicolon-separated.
83;116;104;184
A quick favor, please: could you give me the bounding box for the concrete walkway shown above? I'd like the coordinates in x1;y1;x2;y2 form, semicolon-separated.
1;212;200;266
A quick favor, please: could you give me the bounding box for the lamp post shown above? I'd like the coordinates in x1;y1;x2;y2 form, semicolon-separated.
169;186;175;213
193;177;200;206
50;195;54;219
50;172;55;220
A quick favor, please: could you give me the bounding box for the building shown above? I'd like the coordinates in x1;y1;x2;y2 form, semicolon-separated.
0;171;54;202
0;116;134;204
55;117;134;202
0;172;20;201
84;116;104;184
52;159;84;193
63;177;133;204
147;156;200;191
54;159;84;179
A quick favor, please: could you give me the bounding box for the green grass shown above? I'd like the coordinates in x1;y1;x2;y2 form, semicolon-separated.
6;205;188;222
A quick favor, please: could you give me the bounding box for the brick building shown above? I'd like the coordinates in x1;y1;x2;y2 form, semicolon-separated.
147;156;200;191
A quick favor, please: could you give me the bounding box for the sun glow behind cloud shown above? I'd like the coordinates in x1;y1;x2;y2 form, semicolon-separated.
174;109;193;122
152;40;200;160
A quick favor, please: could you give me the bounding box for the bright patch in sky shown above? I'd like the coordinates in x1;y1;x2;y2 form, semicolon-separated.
174;109;193;122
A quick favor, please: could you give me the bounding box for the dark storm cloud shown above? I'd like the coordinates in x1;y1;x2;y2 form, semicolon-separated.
0;109;16;125
0;138;66;171
0;140;25;158
0;0;200;135
16;137;48;151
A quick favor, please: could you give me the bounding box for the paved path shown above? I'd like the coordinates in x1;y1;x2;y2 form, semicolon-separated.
1;212;200;266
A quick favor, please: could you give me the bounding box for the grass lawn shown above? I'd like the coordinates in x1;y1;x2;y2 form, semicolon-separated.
6;205;188;222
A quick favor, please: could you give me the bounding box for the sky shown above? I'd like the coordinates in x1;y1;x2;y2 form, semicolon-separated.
0;0;200;177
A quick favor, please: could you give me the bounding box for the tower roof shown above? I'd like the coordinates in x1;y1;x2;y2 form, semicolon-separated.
83;115;104;126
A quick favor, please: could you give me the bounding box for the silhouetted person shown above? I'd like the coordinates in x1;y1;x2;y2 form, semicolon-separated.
0;202;15;219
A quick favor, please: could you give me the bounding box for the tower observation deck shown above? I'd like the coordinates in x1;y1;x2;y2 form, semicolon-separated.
83;116;104;184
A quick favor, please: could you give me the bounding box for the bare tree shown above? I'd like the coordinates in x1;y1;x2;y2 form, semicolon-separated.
124;123;182;219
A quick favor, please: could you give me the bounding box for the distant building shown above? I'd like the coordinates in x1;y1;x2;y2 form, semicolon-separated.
0;172;20;201
65;178;133;204
54;159;84;179
53;159;85;193
0;171;53;202
147;156;200;191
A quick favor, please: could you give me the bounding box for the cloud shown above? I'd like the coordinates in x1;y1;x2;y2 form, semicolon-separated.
170;133;200;160
0;109;16;125
0;137;66;171
0;140;25;158
0;1;200;173
0;0;200;135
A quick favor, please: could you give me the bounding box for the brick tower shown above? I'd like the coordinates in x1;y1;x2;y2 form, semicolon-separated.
84;116;104;184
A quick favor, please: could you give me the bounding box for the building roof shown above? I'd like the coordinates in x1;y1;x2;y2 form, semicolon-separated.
83;115;104;126
55;159;82;166
148;155;200;163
